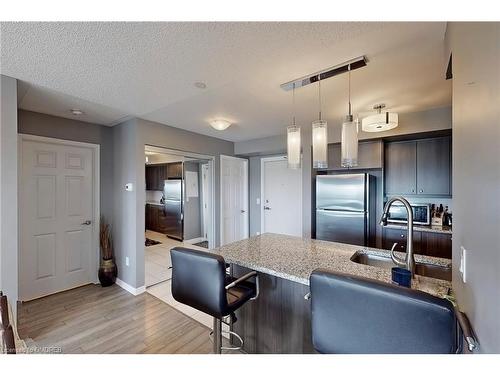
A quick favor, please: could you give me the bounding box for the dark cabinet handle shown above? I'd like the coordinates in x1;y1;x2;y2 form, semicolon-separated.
419;189;424;193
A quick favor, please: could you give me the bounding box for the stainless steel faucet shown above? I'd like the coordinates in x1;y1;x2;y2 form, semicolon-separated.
380;196;415;277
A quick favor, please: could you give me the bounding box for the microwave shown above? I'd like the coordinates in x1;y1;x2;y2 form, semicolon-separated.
387;203;431;225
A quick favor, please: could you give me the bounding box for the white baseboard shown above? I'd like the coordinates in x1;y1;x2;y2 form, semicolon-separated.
183;237;207;244
115;278;146;296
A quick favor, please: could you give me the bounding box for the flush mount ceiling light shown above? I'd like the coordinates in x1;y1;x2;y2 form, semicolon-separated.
70;109;84;116
362;104;398;132
210;119;231;131
194;81;207;89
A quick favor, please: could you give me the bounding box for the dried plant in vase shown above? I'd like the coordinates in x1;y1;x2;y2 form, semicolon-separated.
98;216;117;287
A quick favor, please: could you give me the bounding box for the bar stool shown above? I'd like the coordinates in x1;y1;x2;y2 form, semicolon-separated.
309;269;459;354
170;247;259;354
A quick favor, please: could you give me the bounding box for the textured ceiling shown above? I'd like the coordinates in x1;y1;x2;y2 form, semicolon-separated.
0;22;451;142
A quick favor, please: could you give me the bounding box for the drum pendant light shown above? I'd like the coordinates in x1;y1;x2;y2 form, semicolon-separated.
312;79;328;169
341;66;358;168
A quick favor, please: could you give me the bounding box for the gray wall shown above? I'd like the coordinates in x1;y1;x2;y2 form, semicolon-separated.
0;75;19;316
183;161;202;240
112;120;140;289
113;118;234;288
447;22;500;353
236;107;452;241
18;110;114;223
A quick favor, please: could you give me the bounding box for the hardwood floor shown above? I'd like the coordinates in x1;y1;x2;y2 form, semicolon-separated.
18;284;219;354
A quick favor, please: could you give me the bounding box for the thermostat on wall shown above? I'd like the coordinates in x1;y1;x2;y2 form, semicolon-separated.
125;183;134;192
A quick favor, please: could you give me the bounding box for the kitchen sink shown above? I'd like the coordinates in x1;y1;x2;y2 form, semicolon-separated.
350;251;452;281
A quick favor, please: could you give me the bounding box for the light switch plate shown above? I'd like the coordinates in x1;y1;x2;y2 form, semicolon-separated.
126;256;130;267
459;246;467;283
256;198;260;205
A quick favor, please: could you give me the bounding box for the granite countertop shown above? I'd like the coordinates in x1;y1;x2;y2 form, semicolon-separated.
212;233;452;298
385;223;452;234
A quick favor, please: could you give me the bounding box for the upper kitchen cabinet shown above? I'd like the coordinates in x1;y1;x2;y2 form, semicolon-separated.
327;140;383;170
384;141;417;195
416;137;451;196
145;164;168;191
167;162;183;179
385;136;451;197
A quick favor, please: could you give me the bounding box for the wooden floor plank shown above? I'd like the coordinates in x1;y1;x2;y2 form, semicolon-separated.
18;284;225;354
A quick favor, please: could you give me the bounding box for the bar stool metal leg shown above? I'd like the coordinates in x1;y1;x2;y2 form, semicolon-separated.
213;317;222;354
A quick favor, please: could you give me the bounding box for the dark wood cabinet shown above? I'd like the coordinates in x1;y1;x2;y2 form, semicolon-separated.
145;204;166;233
416;137;451;196
385;141;417;195
145;162;183;191
167;162;183;179
327;140;383;170
384;136;451;197
420;231;452;259
382;227;451;259
382;227;421;254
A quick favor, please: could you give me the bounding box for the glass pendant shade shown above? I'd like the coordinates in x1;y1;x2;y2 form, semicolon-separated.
341;115;358;168
287;125;301;169
312;120;328;169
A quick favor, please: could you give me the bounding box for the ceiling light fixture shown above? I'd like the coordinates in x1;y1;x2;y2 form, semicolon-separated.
210;119;231;131
312;78;328;169
194;81;207;89
361;104;398;132
287;83;301;169
341;65;358;168
70;109;84;116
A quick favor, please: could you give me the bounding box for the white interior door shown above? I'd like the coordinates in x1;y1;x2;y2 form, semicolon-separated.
262;156;302;236
20;137;96;301
220;155;248;245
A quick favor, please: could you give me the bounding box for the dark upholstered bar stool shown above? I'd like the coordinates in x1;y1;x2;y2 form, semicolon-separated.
309;269;459;354
170;247;259;354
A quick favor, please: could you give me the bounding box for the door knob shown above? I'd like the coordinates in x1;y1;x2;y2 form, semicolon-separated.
82;220;92;225
263;206;271;210
240;210;246;213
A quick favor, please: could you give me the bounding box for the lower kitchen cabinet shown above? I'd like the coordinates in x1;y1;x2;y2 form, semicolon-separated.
382;227;451;259
382;227;421;254
420;231;452;259
145;204;166;233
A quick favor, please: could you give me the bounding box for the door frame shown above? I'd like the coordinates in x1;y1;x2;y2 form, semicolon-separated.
220;155;249;245
145;145;216;249
260;155;303;236
201;163;210;240
18;134;100;297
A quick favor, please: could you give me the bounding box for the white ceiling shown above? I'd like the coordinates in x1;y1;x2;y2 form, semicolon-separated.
0;22;451;142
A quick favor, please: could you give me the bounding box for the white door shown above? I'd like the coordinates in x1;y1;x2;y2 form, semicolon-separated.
262;156;302;236
220;156;248;245
20;137;96;300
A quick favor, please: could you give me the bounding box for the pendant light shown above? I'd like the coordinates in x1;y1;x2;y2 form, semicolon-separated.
287;83;301;169
341;65;358;168
312;79;328;169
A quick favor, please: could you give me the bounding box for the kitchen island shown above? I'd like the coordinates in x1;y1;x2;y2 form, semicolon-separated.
212;233;452;354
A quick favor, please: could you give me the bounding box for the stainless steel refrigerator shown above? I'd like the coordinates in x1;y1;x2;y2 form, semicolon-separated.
315;173;375;246
163;180;183;241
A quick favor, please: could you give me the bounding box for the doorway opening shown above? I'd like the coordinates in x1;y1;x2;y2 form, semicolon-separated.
143;145;215;288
